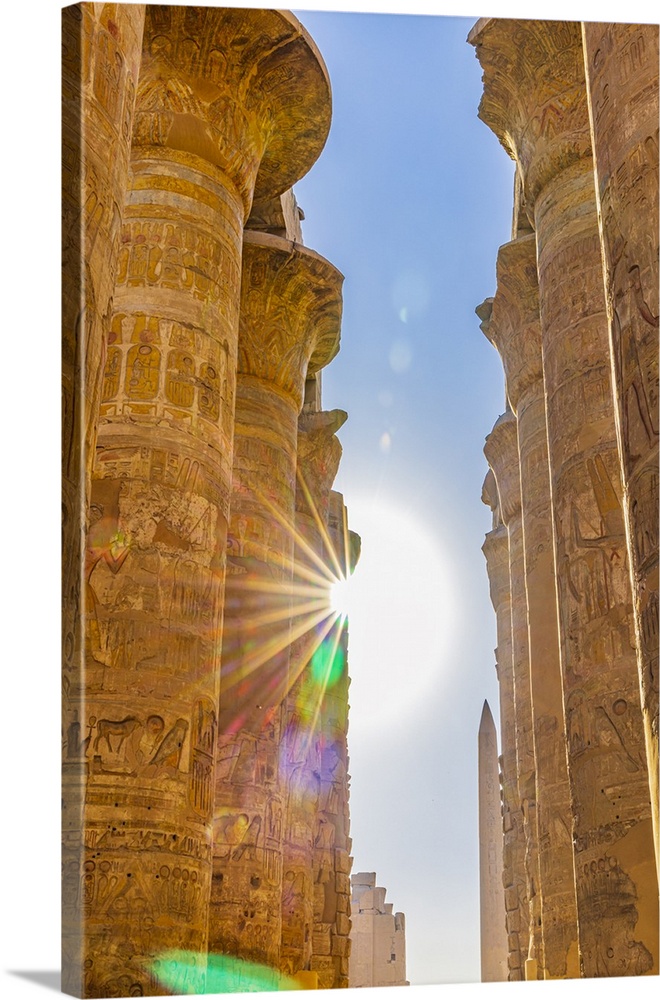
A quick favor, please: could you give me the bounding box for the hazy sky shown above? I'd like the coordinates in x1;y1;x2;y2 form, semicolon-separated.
1;2;657;999
292;9;513;983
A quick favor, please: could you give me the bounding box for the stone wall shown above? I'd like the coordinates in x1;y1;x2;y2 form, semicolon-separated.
472;18;659;981
62;6;355;996
348;872;408;988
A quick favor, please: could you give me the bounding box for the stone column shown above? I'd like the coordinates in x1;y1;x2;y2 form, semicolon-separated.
311;489;357;989
485;412;543;979
481;474;527;981
279;405;348;985
480;236;580;979
209;231;343;972
471;18;659;976
61;6;146;997
61;1;145;511
582;22;659;866
478;699;508;982
77;10;333;996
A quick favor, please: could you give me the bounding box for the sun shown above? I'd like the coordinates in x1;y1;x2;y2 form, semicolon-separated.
330;495;455;740
329;574;353;620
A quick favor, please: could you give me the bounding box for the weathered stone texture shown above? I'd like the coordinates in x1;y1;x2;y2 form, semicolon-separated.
473;16;659;981
482;235;580;979
63;7;353;997
62;6;147;996
209;231;343;968
348;873;408;987
485;413;543;978
582;22;659;866
481;483;527;982
281;404;348;984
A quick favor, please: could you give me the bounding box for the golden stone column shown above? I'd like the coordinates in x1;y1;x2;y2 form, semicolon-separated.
279;405;349;986
76;9;333;996
481;474;527;981
471;18;659;976
480;235;580;979
62;1;145;506
582;22;659;865
61;6;146;996
209;232;343;972
315;490;357;989
484;412;543;979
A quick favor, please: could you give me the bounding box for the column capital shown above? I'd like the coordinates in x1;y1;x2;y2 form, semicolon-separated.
469;18;591;205
134;7;331;215
482;524;511;610
484;411;521;525
239;231;343;408
296;408;347;521
480;235;543;413
481;467;501;529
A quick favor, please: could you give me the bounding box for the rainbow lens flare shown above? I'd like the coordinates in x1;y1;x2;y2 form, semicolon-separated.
152;951;305;994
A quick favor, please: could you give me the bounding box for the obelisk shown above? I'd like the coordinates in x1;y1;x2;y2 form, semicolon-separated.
478;700;508;982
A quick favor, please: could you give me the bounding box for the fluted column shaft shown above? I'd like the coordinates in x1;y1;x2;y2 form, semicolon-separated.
483;235;580;979
582;22;660;866
481;503;526;981
61;7;147;997
76;9;333;996
471;18;658;976
485;415;542;979
210;232;343;971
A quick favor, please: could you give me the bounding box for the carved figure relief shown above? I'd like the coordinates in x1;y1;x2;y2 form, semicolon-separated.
89;713;189;779
577;855;653;976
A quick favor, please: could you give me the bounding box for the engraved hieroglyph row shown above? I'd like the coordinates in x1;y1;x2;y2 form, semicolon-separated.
472;16;659;981
63;6;353;997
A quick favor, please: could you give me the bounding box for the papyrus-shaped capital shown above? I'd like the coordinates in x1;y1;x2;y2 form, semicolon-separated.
484;411;522;525
239;231;343;408
135;7;332;214
485;235;543;413
468;19;591;205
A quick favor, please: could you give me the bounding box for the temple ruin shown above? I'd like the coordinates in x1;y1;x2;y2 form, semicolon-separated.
348;873;408;988
475;18;659;981
62;5;357;996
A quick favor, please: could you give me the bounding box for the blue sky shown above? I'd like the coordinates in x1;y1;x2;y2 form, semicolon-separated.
2;1;657;999
291;8;512;983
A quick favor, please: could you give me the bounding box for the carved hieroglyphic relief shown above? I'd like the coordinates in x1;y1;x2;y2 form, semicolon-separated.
66;8;347;997
472;17;659;979
481;505;527;981
481;237;580;977
485;417;543;977
210;221;344;976
62;7;147;996
582;21;659;863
